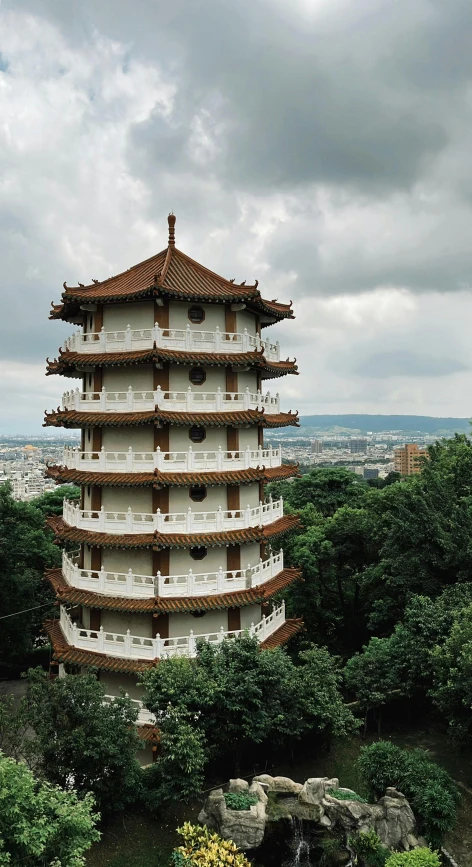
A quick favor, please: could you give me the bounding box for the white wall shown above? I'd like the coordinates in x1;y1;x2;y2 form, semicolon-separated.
236;310;257;336
102;548;153;575
103;301;155;331
169;485;225;514
238;427;259;450
241;603;263;630
169;426;226;451
100;670;144;700
102;487;152;513
102;426;154;452
169;302;225;332
104;365;153;392
100;609;152;637
169;609;227;638
169;545;230;576
238;370;259;393
169;365;226;393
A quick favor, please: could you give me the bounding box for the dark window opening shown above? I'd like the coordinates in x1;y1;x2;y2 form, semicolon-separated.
189;426;206;443
189;367;206;385
190;485;207;502
188;305;205;324
191;610;207;618
190;546;207;561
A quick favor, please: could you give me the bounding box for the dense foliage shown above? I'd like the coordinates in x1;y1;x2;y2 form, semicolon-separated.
20;670;143;814
385;850;440;867
0;483;60;671
0;752;100;867
348;830;391;867
357;742;459;846
32;484;80;517
224;792;258;811
142;635;357;787
170;823;251;867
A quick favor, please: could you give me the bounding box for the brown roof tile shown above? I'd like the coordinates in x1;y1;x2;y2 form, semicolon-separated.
259;617;304;649
43;408;299;429
44;619;156;673
45;566;302;613
47;513;300;550
46;462;300;488
46;347;298;379
50;230;294;325
137;724;160;743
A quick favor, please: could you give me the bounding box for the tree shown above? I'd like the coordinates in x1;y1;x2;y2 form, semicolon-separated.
0;751;100;867
385;851;440;867
23;670;142;814
357;742;459;847
142;636;357;780
430;603;472;745
0;483;59;671
141;708;207;808
269;467;367;516
33;484;80;517
344;637;404;735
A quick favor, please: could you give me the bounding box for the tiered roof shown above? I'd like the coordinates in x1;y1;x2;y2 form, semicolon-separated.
46;348;298;380
46;462;300;488
43;407;299;429
45;566;302;614
46;513;300;549
50;216;294;327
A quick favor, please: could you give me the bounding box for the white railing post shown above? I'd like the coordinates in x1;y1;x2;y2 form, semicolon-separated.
189;630;196;656
245;446;251;468
98;506;105;532
257;444;263;466
154;446;161;471
155;508;162;532
126;386;133;410
153;633;161;659
127;446;133;471
217;566;224;592
126;569;133;594
275;340;280;361
216;387;222;411
245;504;252;527
218;626;225;644
217;445;223;471
216;506;223;531
126;507;133;533
243;327;249;352
188;445;194;471
186;507;192;533
99;326;106;351
125;324;132;350
74;388;81;411
187;386;192;411
99;446;106;470
155;571;161;596
185;323;191;350
276;392;280;411
244;386;250;410
98;566;106;592
188;569;194;596
155;385;162;408
124;630;132;656
100;387;106;410
215;325;221;352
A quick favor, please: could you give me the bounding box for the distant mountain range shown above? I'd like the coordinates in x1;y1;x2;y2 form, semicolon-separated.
296;414;471;435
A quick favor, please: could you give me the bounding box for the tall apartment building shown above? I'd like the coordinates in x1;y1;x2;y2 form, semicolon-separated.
394;443;428;476
349;438;368;454
43;214;303;758
311;440;323;454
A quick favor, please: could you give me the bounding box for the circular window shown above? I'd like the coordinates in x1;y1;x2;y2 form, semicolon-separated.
190;546;207;561
191;610;207;618
188;305;205;324
190;485;207;502
189;367;206;386
189;426;206;443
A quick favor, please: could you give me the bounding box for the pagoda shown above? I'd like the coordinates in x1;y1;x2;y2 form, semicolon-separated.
44;215;302;755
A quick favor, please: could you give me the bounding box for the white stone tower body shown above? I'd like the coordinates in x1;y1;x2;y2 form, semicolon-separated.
45;215;302;751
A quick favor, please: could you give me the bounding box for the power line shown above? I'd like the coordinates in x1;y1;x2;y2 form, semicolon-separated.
0;602;56;621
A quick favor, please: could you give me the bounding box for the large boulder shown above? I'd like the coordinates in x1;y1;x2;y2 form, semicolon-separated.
299;777;339;806
253;774;302;794
198;786;267;851
374;788;418;850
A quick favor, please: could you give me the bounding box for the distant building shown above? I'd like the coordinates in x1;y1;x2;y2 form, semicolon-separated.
394;443;428;476
363;467;379;480
311;440;323;454
349;438;368;454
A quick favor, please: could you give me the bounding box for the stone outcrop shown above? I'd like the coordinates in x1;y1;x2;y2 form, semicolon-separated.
198;774;421;852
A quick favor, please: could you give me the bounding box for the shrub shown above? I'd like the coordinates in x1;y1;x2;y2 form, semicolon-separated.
171;822;251;867
348;831;391;867
224;791;258;811
385;849;441;867
357;743;459;846
327;787;367;803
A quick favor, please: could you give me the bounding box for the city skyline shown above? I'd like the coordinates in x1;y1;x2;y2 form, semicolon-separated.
3;0;472;431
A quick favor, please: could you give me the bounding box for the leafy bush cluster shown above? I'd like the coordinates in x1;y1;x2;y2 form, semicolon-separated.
357;742;459;846
385;850;441;867
348;830;391;867
169;822;251;867
326;787;367;803
224;791;258;811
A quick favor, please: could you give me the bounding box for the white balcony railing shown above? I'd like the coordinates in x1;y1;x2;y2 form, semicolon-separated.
61;548;284;598
102;694;155;726
63;324;280;362
59;601;286;660
62;496;283;535
61;386;280;415
60;444;283;474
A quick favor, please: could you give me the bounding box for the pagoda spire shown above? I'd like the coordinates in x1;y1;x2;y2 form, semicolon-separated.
168;213;176;246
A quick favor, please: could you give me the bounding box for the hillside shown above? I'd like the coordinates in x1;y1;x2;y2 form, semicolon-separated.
296;414;471;435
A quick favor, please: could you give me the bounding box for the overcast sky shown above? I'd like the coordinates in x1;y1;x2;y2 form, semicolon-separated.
1;0;472;434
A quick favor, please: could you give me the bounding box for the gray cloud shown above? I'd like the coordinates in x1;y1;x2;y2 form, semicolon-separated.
354;351;469;379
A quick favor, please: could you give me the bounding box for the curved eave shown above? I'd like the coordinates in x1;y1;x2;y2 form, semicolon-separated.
46;462;300;488
43;409;300;429
46;513;301;550
44;619;156;673
259;618;304;649
46;349;298;379
45;566;303;613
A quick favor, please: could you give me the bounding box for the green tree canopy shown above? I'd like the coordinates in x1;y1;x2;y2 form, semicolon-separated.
32;484;80;517
22;670;142;814
0;751;100;867
0;483;59;671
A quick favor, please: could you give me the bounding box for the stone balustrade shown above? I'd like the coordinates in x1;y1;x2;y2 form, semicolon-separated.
62;496;284;535
61;549;284;598
61;386;280;414
60;444;283;473
63;324;280;361
102;694;155;726
59;601;286;660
